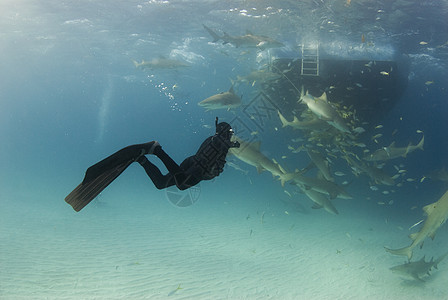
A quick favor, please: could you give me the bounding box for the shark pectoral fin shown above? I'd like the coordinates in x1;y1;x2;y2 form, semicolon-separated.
329;192;337;199
429;231;436;240
256;166;264;174
409;232;419;241
312;204;323;209
412;274;425;282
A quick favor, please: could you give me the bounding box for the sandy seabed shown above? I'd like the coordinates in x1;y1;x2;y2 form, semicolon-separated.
1;185;447;300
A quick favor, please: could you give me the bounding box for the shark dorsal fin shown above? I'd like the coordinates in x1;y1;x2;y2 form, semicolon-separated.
389;141;396;148
246;30;254;35
318;92;328;102
423;202;436;216
228;85;235;94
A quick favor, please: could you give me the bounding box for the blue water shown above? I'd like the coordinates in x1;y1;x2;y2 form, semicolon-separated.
1;1;448;299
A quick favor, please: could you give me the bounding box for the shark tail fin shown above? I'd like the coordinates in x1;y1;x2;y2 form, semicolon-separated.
132;60;140;68
278;111;289;128
417;135;425;151
203;24;221;43
384;246;413;260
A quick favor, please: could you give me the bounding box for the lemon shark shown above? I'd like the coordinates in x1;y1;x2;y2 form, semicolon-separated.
284;172;352;200
385;189;448;260
344;154;395;186
277;110;330;131
301;188;339;215
364;136;424;161
132;57;190;69
203;24;284;50
299;91;351;133
198;86;241;111
306;149;334;182
236;69;281;86
228;136;288;185
390;252;448;282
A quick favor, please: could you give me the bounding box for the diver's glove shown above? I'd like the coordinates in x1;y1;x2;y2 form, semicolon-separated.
231;141;240;148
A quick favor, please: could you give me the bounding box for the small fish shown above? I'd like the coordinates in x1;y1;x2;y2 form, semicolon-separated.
353;127;366;134
410;206;417;210
284;211;289;215
370;186;379;191
382;191;390;195
406;178;416;182
284;190;292;197
375;125;383;129
420;176;426;183
408;219;424;231
398;169;407;174
380;71;389;76
419;41;428;45
388;200;394;205
424;81;434;85
168;284;183;296
281;155;287;159
378;201;386;205
250;131;259;136
416;130;423;133
334;171;346;176
371;133;383;140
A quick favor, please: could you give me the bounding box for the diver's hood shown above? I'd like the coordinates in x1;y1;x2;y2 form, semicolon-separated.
215;117;233;135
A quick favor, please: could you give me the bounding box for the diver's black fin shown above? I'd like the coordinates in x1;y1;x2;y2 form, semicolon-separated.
65;159;134;212
65;141;159;212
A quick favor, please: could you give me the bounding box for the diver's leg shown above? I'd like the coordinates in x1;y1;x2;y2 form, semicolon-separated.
152;146;196;190
152;146;183;174
83;141;159;184
136;156;176;189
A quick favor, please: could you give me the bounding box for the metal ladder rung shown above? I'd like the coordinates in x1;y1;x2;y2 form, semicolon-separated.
300;44;319;76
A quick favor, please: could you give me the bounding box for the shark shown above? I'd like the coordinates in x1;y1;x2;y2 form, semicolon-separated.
203;24;284;50
132;57;190;69
390;252;448;282
284;171;352;200
301;188;339;215
228;136;288;185
426;167;448;183
307;149;334;182
277;110;330;131
299;91;351;133
198;86;241;111
236;69;281;86
364;136;424;161
385;189;448;260
344;154;395;186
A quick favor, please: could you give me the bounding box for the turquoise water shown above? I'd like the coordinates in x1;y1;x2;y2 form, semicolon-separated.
1;1;448;299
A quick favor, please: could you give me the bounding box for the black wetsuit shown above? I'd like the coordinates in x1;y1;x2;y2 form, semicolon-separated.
138;135;239;190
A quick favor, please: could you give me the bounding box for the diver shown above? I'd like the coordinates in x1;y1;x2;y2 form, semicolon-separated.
65;117;240;212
